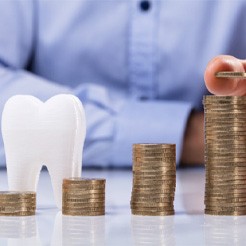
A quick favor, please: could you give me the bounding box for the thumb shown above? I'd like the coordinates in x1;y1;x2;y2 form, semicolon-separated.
204;55;246;96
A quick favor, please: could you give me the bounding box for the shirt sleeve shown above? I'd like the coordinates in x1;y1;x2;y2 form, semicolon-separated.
0;0;193;167
112;100;193;166
74;84;193;167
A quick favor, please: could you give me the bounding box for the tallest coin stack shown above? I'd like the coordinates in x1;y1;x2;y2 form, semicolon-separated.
204;96;246;215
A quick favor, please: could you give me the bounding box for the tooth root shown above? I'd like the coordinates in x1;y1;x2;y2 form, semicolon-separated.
47;150;82;209
2;94;86;209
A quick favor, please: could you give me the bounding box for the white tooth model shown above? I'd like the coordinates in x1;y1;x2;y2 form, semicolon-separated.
1;95;86;209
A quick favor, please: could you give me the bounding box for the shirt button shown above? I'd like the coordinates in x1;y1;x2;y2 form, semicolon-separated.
139;0;151;12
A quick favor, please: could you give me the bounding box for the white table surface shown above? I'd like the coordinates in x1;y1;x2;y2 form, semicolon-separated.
0;168;246;246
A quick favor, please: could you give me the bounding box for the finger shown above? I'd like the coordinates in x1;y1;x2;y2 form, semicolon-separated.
204;55;246;96
241;59;246;70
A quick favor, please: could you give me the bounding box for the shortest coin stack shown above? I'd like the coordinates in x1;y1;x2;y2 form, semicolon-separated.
62;178;106;216
0;191;36;216
131;144;176;216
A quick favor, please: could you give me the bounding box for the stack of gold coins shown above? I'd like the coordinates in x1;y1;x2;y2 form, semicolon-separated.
131;144;176;216
0;191;36;216
62;178;106;216
204;96;246;215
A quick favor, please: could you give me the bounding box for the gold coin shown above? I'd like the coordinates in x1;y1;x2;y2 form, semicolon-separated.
62;207;105;212
205;180;246;186
205;157;246;163
133;180;176;185
62;188;104;193
205;107;246;112
63;181;105;186
63;202;104;207
132;188;175;194
133;170;176;176
205;157;246;161
204;192;246;197
63;207;105;212
133;176;176;181
203;95;246;101
206;166;246;170
62;195;105;200
62;185;105;191
133;152;175;157
205;174;246;180
207;167;246;177
131;192;174;197
133;172;175;177
131;207;174;212
206;170;246;175
215;72;246;79
133;150;175;154
62;211;104;216
130;201;173;206
131;209;174;216
133;163;175;168
0;192;36;198
204;210;246;216
133;159;175;164
205;139;246;145
131;205;174;211
133;153;175;158
63;178;106;184
63;197;105;202
204;193;246;199
131;196;174;202
205;145;246;150
206;133;246;139
132;210;175;216
205;125;246;130
0;211;36;216
205;184;246;190
62;209;105;214
0;208;36;214
64;207;105;211
205;201;246;207
0;202;36;207
0;196;36;200
205;190;246;196
205;110;246;115
133;167;176;173
132;185;175;190
133;143;175;148
204;112;246;117
205;164;246;169
205;205;246;211
131;197;174;203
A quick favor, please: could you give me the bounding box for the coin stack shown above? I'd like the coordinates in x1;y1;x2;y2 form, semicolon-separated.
62;178;106;216
131;144;176;216
204;96;246;215
0;191;36;216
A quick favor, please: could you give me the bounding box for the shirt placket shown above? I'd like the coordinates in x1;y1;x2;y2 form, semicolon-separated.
129;0;160;100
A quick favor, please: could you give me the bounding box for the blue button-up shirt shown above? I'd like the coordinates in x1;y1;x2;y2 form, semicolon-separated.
0;0;245;167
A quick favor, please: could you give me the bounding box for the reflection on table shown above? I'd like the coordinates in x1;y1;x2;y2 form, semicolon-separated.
131;215;175;245
0;216;41;245
51;211;105;246
204;215;246;245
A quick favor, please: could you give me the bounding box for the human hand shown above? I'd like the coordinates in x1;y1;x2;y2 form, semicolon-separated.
181;111;204;165
204;55;246;96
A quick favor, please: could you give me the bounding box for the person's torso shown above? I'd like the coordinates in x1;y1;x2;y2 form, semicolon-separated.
32;0;246;110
